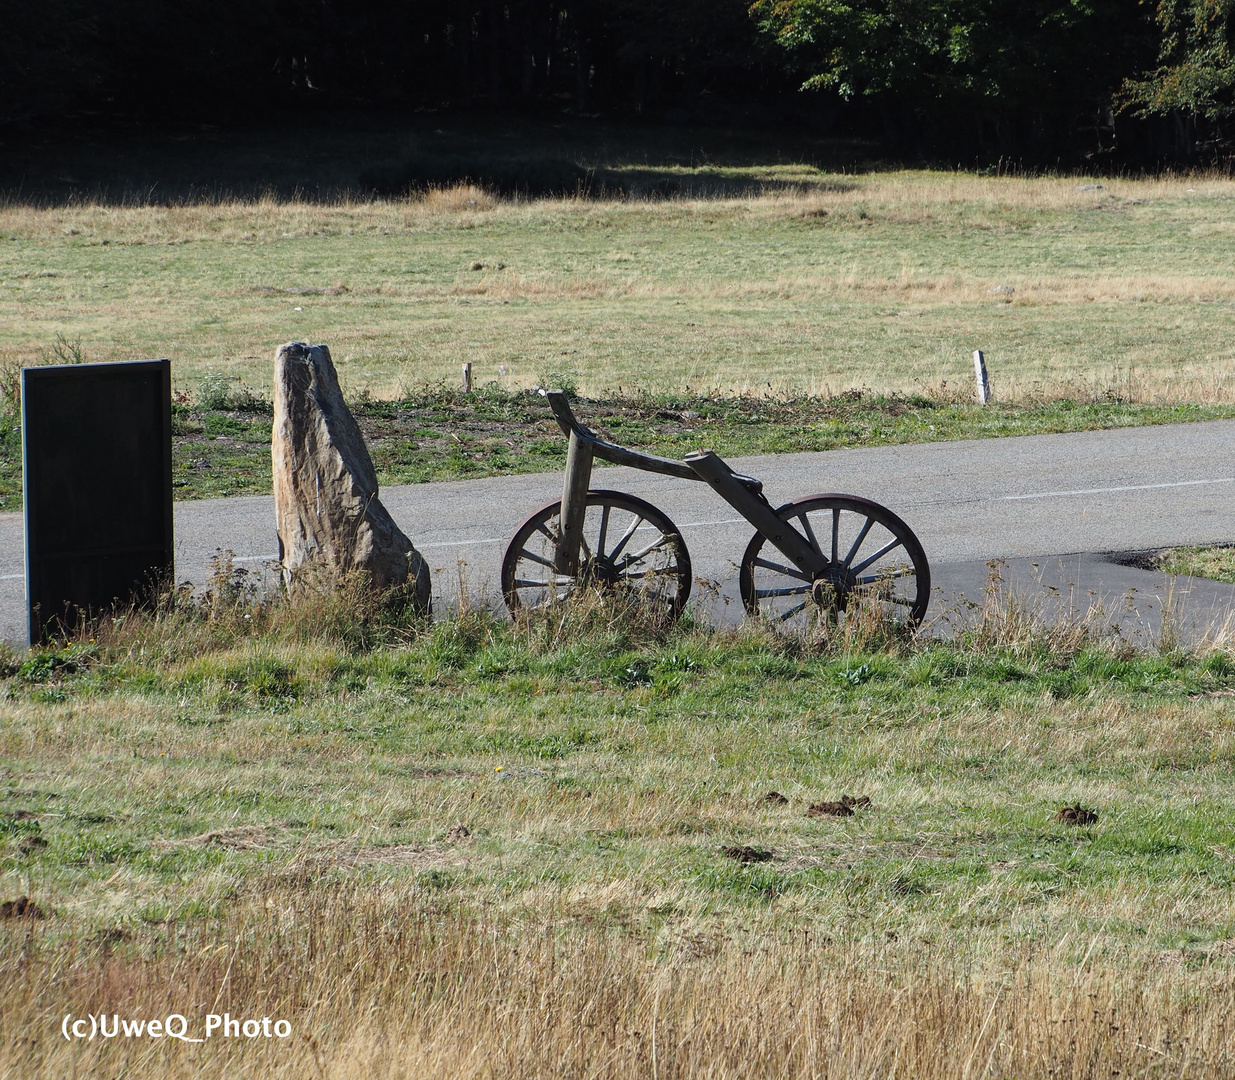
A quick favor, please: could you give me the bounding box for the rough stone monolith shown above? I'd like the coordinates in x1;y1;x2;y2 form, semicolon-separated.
272;341;430;607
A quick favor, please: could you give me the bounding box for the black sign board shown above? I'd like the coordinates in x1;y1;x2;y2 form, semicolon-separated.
23;360;173;642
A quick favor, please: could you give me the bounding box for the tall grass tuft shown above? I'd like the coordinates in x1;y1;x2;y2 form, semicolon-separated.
957;558;1125;661
511;586;686;656
83;554;433;662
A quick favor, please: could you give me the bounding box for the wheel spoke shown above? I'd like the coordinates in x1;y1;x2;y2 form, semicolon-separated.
618;567;681;581
840;517;875;568
597;503;611;557
831;507;840;563
613;548;651;573
851;537;903;575
621;534;673;567
534;522;560;550
608;515;644;561
797;511;822;557
518;548;556;570
855;566;914;585
776;601;809;622
753;556;810;582
755;585;811;599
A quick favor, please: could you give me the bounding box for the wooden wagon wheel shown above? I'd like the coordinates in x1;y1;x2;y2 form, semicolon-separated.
501;490;692;619
739;494;929;629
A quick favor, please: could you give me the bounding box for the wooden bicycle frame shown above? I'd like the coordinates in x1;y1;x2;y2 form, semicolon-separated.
544;390;828;579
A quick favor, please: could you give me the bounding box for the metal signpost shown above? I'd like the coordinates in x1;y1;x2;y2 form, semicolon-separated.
22;359;173;642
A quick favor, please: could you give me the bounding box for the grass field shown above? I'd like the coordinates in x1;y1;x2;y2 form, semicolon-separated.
4;171;1235;406
5;134;1235;1076
2;580;1235;1077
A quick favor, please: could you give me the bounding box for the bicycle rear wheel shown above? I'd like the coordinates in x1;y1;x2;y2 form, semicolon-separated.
501;490;692;619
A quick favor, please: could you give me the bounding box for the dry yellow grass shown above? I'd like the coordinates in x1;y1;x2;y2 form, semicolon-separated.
1;170;1228;235
5;886;1233;1079
3;172;1235;402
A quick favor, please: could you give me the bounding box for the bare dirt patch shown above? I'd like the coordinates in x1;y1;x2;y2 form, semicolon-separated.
721;845;773;864
1055;804;1099;826
808;795;873;818
328;843;469;870
0;896;46;919
157;825;279;850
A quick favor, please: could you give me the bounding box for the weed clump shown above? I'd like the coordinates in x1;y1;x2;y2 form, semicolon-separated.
953;558;1130;664
360;158;609;198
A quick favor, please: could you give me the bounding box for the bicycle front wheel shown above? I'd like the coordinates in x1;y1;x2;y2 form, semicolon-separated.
739;494;929;630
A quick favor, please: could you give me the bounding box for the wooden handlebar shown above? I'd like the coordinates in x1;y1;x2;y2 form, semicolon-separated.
542;390;701;482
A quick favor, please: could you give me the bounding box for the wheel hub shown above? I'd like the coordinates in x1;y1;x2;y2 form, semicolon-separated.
582;557;620;588
811;563;855;610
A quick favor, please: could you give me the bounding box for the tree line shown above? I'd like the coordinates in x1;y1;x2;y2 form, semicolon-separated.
1;0;1232;165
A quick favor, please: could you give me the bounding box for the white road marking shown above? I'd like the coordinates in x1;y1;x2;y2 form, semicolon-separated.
420;538;504;550
1001;478;1235;501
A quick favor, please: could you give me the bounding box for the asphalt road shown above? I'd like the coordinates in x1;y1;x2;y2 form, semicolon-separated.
4;418;1235;645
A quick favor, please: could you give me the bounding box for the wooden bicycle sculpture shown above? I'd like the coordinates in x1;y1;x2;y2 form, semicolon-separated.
501;391;931;629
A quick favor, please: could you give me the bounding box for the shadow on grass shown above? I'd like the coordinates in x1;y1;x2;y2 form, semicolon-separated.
0;112;883;207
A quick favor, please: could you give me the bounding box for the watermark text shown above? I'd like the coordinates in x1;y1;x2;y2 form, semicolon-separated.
62;1013;291;1042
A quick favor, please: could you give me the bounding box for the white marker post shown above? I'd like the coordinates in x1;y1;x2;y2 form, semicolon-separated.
973;350;991;405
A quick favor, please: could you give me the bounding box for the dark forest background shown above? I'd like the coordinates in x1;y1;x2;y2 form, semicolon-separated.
1;0;1233;169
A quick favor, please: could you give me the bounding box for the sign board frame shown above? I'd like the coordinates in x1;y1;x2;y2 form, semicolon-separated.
22;359;173;642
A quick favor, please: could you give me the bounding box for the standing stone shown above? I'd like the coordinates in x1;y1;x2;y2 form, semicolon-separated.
272;341;430;607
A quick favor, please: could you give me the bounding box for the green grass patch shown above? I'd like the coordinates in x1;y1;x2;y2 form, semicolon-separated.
1154;544;1235;584
3;591;1235;964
